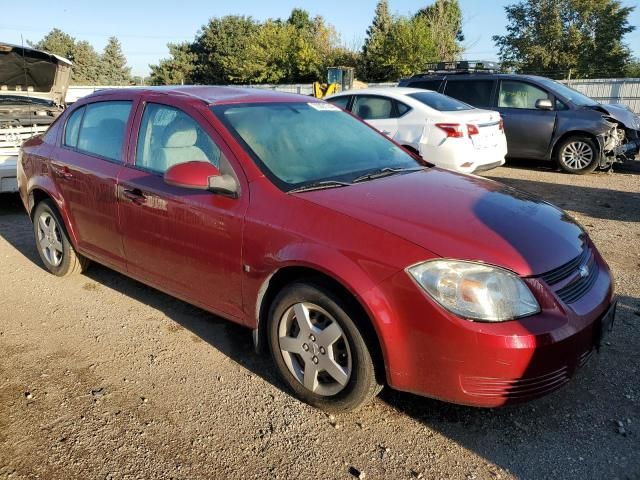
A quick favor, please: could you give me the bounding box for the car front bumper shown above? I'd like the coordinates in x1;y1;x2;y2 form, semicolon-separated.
363;247;615;407
0;155;18;193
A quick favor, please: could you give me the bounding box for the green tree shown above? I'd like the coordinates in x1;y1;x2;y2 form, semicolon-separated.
415;0;464;59
149;42;197;85
361;0;393;81
28;28;76;59
626;58;640;77
494;0;635;79
99;37;131;85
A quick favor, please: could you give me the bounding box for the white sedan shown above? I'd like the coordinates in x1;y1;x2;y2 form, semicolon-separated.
326;87;507;174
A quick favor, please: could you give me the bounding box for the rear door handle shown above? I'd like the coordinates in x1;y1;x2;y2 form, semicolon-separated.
122;188;146;205
52;164;73;180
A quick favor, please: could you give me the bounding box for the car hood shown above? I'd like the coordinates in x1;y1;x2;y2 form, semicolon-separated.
298;169;586;276
589;103;640;130
0;43;72;106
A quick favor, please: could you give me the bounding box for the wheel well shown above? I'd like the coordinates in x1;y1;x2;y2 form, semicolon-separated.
256;266;386;385
29;188;53;218
552;131;600;160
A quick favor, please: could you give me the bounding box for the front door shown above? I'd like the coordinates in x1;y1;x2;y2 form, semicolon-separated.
117;99;248;320
495;80;557;159
50;100;134;270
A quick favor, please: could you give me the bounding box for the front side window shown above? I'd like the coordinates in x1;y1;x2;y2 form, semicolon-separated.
76;101;132;161
213;102;420;190
444;80;495;108
498;81;550;109
136;103;221;174
352;96;395;120
64;107;85;148
408;92;473;112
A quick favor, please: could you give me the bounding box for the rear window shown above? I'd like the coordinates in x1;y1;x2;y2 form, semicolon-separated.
407;79;443;91
444;80;495;108
76;101;132;161
408;92;473;111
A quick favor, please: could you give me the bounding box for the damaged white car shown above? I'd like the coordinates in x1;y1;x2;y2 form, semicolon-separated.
0;43;71;193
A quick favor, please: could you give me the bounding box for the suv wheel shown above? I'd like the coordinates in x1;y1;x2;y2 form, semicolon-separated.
268;282;381;413
556;135;599;174
33;200;90;276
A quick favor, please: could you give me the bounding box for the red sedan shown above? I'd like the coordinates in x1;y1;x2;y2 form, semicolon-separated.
18;87;616;412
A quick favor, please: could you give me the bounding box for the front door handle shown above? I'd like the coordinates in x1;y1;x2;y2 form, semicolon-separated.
122;188;146;205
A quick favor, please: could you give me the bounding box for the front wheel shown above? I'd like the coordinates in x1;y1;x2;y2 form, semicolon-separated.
32;200;90;276
556;135;599;174
268;282;381;413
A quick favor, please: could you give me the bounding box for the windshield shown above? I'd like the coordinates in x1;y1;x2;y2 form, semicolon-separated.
536;78;598;107
213;102;421;190
408;91;473;111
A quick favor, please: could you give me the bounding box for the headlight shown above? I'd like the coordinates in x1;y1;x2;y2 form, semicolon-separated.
407;260;540;322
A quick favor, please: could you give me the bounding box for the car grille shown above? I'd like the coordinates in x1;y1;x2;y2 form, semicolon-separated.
538;248;598;304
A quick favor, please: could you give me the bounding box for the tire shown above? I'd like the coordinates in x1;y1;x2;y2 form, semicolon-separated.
32;199;90;277
268;282;382;413
556;135;599;174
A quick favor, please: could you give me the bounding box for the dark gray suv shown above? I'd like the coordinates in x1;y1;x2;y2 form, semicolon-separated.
399;72;640;174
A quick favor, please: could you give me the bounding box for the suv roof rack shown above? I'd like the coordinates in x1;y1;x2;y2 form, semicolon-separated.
411;60;501;78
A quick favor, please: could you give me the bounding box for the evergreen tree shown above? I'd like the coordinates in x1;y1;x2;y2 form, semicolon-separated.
361;0;392;81
100;37;131;85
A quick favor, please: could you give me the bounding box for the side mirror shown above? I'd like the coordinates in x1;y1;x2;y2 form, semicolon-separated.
535;99;553;111
164;161;220;190
164;161;238;197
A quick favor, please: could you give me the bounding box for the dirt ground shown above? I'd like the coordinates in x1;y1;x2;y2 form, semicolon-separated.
0;161;639;480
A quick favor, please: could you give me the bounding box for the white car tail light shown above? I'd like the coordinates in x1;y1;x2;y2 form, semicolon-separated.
435;123;466;138
467;124;480;136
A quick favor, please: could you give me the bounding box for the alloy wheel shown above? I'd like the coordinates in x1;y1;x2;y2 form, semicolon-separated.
277;302;352;396
36;212;64;267
561;141;594;170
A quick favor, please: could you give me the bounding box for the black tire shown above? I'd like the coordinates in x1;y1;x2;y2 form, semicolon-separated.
268;282;382;413
556;135;599;174
32;199;90;277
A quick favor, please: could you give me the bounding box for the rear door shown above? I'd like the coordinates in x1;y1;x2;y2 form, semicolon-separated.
117;96;248;319
351;95;401;138
50;99;134;269
495;80;556;158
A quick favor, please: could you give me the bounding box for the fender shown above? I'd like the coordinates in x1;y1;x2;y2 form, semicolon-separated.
248;241;407;380
26;175;80;248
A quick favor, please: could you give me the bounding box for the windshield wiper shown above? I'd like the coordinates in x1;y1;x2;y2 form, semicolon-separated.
288;180;352;194
352;167;424;184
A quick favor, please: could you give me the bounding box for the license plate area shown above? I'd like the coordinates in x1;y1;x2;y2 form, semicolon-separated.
594;300;617;351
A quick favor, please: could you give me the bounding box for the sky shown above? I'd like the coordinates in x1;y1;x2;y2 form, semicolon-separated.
1;0;639;77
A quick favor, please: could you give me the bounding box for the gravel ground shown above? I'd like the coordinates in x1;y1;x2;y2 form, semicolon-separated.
0;161;638;480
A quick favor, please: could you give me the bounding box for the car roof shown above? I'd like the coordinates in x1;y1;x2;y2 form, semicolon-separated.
327;87;433;99
80;85;316;105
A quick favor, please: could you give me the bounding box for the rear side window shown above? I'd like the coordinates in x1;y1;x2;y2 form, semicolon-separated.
498;81;550;109
352;96;395;120
64;107;85;148
444;80;495;108
326;96;351;110
76;101;132;161
396;101;411;116
407;79;443;91
408;92;473;111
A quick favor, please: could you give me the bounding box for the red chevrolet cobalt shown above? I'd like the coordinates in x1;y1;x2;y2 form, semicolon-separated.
18;87;616;412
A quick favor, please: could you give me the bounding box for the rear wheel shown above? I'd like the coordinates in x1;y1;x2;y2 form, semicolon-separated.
268;282;381;413
556;135;599;174
32;200;90;276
